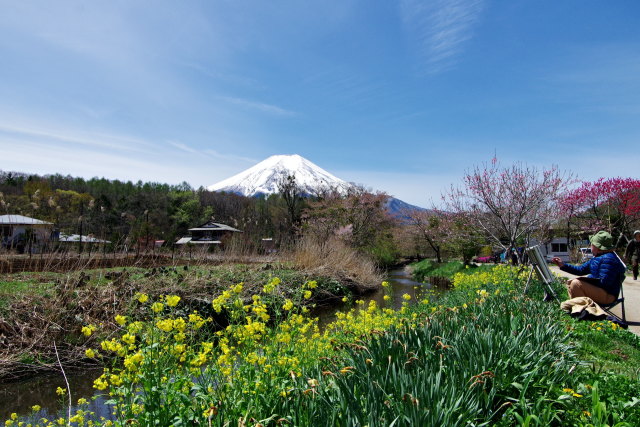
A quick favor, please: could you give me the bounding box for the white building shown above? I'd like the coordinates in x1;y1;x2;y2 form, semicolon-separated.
530;237;570;262
0;214;54;252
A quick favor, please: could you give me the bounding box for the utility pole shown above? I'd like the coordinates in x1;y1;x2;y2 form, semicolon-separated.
145;210;150;254
78;201;84;255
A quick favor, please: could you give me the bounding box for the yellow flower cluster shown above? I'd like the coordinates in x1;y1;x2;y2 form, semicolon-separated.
81;324;97;337
588;320;622;332
262;277;280;293
562;387;583;398
452;264;529;291
166;295;181;307
7;278;430;425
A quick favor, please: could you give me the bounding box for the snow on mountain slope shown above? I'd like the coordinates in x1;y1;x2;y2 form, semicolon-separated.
207;154;353;196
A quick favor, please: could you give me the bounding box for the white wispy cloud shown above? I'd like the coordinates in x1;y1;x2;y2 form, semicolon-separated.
400;0;484;74
167;141;257;164
168;140;198;154
0;120;153;153
202;149;257;164
219;96;297;117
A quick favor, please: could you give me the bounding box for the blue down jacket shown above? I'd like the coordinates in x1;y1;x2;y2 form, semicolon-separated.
560;252;625;297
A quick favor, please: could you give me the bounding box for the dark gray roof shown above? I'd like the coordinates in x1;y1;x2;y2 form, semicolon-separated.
188;221;242;232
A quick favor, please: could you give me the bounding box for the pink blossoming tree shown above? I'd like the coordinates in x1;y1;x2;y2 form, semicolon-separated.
558;177;640;245
443;160;572;263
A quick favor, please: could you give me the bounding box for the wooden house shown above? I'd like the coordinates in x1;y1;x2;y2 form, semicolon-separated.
175;221;242;247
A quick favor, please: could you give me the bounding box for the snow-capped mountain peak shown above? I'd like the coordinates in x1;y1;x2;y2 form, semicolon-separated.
207;154;353;196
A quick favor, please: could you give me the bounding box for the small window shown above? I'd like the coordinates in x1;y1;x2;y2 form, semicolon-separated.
551;243;568;253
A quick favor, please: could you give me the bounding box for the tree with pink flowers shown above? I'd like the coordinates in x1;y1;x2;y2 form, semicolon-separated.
443;160;572;263
558;177;640;245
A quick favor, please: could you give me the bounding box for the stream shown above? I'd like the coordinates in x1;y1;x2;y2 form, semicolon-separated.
0;267;434;420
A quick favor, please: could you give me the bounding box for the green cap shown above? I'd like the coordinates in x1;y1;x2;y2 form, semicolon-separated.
590;230;614;251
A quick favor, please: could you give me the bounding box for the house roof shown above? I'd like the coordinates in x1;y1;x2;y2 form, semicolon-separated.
188;221;242;233
58;233;111;243
0;214;53;226
175;237;222;245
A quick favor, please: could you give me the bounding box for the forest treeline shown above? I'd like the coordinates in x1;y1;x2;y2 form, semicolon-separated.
0;170;405;265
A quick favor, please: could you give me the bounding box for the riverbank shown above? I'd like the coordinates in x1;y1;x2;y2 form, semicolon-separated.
0;259;382;382
4;264;639;425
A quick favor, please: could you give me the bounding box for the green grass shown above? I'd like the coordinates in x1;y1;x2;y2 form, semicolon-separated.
569;320;640;378
411;259;495;282
0;278;54;312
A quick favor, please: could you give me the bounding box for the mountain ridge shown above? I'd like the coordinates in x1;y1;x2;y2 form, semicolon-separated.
208;154;426;215
208;154;352;196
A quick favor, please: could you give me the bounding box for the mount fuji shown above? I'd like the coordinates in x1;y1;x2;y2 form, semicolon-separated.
207;154;426;215
207;154;353;197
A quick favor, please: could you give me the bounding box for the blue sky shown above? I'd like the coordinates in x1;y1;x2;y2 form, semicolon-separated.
1;1;639;207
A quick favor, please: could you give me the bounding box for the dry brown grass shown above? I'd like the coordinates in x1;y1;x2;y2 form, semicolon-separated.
0;273;131;380
287;236;382;292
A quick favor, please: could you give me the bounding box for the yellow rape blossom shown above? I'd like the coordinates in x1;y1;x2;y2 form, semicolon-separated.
121;333;136;345
93;376;108;390
156;319;173;332
128;321;143;334
81;324;96;337
124;352;144;370
166;295;181;307
115;314;126;326
283;299;294;311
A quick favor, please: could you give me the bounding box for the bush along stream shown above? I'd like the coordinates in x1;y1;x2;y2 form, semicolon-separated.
4;264;640;426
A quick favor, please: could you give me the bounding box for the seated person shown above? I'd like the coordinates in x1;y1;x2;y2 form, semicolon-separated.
551;231;625;305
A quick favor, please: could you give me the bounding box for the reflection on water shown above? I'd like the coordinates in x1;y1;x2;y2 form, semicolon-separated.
314;267;439;327
0;267;438;420
0;368;110;420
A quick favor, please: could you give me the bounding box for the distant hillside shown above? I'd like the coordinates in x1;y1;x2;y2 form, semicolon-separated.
385;197;430;219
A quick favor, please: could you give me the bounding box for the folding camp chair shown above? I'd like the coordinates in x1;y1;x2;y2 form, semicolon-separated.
600;258;627;323
524;245;558;300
